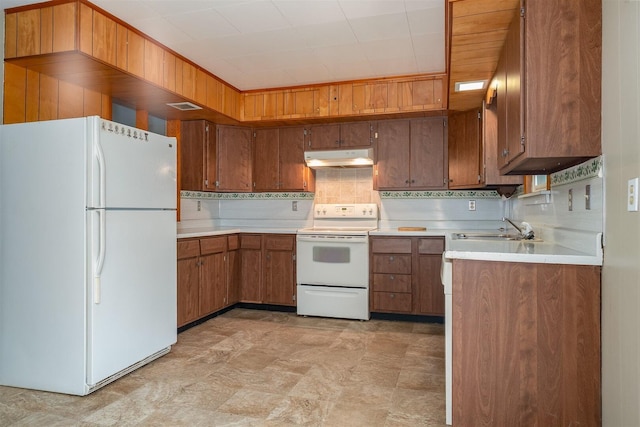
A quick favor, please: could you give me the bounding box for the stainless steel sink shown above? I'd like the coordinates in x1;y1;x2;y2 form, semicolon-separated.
452;232;542;242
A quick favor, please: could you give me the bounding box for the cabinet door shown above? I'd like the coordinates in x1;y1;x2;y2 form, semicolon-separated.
199;236;227;315
240;235;262;303
416;254;444;315
410;117;448;189
375;119;411;189
495;52;509;169
448;109;482;189
226;235;240;306
504;12;524;165
279;126;307;191
199;251;226;316
263;235;295;305
264;240;295;305
227;249;240;305
340;121;373;147
484;101;522;186
180;120;208;191
253;128;280;191
177;240;200;327
307;124;340;150
217;125;253;191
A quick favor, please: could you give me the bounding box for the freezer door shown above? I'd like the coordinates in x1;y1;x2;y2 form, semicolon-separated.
87;117;176;209
87;209;177;385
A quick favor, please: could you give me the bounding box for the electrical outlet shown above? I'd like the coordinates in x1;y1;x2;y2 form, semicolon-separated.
585;184;591;210
568;189;573;211
292;201;298;211
197;200;201;211
468;200;476;211
628;178;639;212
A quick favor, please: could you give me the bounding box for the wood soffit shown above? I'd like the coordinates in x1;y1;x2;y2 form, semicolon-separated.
5;0;520;120
447;0;520;112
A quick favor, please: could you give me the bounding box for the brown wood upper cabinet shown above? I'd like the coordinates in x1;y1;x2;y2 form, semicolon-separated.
375;118;448;190
304;121;375;150
180;120;253;192
497;0;601;175
448;106;522;189
253;126;314;192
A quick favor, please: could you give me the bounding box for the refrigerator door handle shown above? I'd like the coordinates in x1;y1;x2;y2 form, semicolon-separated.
93;209;106;304
94;136;106;208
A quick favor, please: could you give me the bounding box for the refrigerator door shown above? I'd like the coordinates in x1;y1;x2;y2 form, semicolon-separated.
87;117;176;209
0;118;88;394
87;209;177;385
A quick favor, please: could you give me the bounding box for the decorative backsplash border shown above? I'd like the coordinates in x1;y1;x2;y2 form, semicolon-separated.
180;191;315;200
551;156;603;186
379;190;501;199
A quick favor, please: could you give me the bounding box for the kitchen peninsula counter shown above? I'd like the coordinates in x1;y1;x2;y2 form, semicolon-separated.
371;228;603;266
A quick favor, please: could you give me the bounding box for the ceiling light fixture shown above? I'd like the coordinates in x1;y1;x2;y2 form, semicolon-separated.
454;80;487;92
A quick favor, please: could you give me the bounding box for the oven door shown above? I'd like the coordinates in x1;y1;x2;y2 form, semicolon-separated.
296;234;369;287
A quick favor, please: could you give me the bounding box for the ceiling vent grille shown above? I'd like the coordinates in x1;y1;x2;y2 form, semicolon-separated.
166;102;202;111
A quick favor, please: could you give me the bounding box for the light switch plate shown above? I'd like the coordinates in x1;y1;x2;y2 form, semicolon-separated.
628;178;639;212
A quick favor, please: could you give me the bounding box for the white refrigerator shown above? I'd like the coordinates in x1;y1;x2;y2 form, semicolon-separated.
0;116;177;395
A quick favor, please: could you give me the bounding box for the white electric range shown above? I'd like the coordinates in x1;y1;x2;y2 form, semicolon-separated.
296;203;378;320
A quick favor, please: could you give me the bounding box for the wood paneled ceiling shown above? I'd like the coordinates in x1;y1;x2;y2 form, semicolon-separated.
447;0;519;112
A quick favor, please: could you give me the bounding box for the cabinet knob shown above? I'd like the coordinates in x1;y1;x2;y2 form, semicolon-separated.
502;149;509;157
405;180;410;184
335;140;340;145
390;293;395;298
390;275;395;280
389;256;394;261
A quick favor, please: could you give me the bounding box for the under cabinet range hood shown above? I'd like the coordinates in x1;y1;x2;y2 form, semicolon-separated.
304;148;374;168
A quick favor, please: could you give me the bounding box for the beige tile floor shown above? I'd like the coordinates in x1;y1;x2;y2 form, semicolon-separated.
0;308;446;426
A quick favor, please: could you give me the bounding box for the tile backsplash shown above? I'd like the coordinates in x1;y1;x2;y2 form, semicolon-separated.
313;167;379;204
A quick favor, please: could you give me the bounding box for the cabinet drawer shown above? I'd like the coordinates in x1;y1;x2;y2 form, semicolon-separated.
240;234;262;249
373;291;412;313
372;254;412;274
372;273;411;293
418;238;444;254
265;235;295;251
177;239;200;259
200;236;227;255
371;238;412;254
228;234;240;251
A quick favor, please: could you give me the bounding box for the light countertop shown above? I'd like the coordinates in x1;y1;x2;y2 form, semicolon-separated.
177;226;603;266
444;238;602;266
177;226;299;239
372;228;603;266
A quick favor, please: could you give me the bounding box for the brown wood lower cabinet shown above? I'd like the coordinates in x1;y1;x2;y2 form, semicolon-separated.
370;236;444;315
177;235;238;328
452;259;601;426
240;233;296;306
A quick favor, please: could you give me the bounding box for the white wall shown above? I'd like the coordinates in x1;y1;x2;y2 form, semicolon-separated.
601;1;640;425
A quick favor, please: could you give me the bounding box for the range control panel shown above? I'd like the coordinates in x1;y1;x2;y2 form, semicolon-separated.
314;203;378;219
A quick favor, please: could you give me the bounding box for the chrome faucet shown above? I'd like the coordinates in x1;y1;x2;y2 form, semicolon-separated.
502;217;535;240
